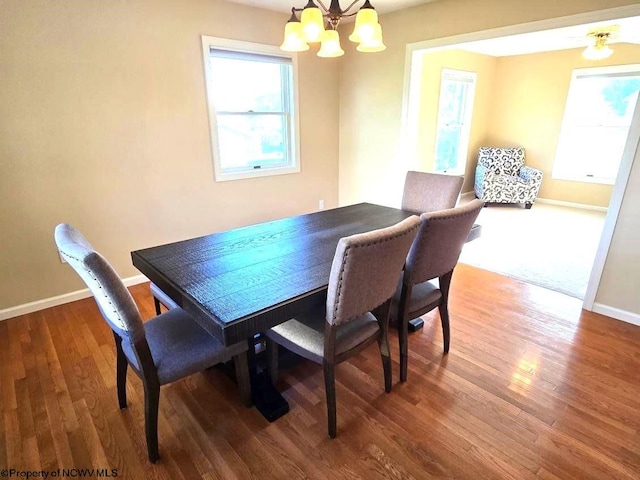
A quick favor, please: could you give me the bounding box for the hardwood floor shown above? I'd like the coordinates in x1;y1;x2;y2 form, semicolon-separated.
2;264;640;479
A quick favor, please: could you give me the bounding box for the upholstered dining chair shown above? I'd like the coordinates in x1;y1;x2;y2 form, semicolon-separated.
265;216;421;438
401;171;465;214
391;200;484;382
54;224;251;463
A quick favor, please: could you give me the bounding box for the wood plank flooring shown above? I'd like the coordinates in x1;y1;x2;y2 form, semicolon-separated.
2;264;640;479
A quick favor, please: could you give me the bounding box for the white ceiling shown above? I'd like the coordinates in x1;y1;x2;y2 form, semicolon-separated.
224;0;435;16
225;0;640;57
455;16;640;57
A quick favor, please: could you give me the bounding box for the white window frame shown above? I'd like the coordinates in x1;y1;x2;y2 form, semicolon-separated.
432;69;477;176
201;36;301;182
552;64;640;185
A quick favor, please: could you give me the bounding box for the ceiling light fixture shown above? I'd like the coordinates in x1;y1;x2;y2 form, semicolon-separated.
582;26;618;61
280;0;386;58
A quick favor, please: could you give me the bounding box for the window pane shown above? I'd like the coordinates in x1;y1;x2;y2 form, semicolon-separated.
435;126;462;171
556;126;628;179
433;71;476;174
216;114;287;169
439;80;468;126
569;76;640;127
554;68;640;183
209;57;286;112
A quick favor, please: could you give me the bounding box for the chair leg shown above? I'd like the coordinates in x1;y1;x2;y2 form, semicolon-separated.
397;287;411;383
323;361;337;438
382;351;392;393
144;381;160;463
525;202;533;209
266;338;279;386
153;297;162;315
114;334;128;409
399;315;410;383
233;351;252;408
439;305;450;354
377;329;392;393
439;271;454;354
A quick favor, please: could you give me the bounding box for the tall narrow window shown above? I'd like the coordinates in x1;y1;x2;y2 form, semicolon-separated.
433;69;477;175
201;36;300;181
553;65;640;184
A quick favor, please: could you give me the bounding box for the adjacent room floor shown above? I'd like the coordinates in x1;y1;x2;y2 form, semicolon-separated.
458;201;607;299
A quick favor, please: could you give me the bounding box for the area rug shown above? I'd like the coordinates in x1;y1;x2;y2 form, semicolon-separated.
458;201;606;299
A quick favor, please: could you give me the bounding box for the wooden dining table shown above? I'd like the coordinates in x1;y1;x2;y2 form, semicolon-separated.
131;202;481;419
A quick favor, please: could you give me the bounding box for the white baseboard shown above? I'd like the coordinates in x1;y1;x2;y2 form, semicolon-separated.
459;193;606;212
592;303;640;327
536;197;608;212
0;274;149;322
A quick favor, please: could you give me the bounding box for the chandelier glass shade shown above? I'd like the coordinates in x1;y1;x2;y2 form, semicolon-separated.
280;0;386;57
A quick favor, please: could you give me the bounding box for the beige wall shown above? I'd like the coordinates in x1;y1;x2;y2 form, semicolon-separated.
0;0;339;308
338;0;640;316
416;49;497;193
597;139;640;313
486;44;640;207
3;0;640;318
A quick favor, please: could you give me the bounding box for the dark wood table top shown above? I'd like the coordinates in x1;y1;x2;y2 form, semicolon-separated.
132;203;419;345
131;202;481;346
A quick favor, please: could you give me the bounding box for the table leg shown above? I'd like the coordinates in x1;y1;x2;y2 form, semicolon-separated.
247;334;290;422
390;317;424;332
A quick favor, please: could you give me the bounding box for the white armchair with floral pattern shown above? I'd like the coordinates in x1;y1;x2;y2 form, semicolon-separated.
474;147;543;209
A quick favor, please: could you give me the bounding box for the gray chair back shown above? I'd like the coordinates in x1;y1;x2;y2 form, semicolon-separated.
54;224;145;346
401;171;464;213
405;199;483;286
326;216;420;326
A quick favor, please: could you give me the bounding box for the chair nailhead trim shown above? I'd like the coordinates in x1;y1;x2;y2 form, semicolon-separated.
59;250;132;336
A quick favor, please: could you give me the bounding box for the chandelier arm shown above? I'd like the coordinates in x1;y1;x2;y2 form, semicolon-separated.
341;0;362;14
316;0;330;13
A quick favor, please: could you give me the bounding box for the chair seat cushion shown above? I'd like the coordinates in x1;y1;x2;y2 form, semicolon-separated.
122;308;247;385
483;173;538;203
266;308;380;364
391;280;442;322
494;173;527;185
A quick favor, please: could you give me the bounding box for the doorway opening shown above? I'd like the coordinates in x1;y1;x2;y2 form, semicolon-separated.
401;5;640;307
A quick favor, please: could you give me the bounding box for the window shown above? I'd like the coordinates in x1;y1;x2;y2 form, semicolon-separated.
201;36;300;181
553;65;640;185
433;69;477;175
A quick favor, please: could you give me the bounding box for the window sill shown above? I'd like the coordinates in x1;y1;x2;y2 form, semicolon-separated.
551;174;615;186
214;165;300;182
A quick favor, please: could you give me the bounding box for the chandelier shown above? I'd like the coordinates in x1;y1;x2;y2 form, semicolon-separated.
582;26;618;61
280;0;386;58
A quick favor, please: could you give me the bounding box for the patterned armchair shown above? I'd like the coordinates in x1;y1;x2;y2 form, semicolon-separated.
474;147;543;209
